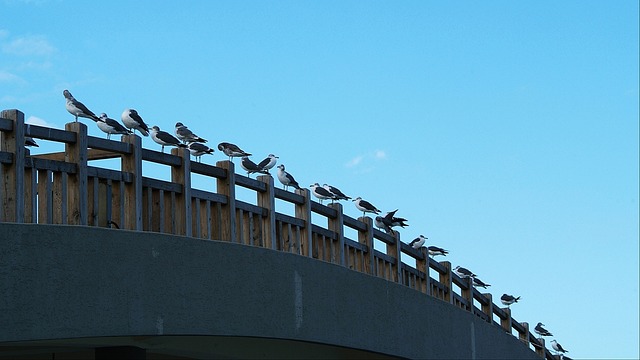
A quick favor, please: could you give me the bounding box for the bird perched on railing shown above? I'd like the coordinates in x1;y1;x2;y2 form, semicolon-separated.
277;164;300;191
25;136;38;147
500;293;520;307
427;245;448;257
175;122;207;144
187;142;214;162
323;183;351;202
256;154;278;174
375;209;408;234
310;183;334;204
453;265;476;278
550;340;568;355
218;142;251;162
534;322;553;338
409;235;427;249
241;156;268;177
471;277;491;288
96;113;132;139
150;126;186;153
63;89;99;122
352;197;381;218
121;108;149;136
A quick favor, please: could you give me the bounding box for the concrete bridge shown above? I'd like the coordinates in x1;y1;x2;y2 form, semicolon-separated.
0;109;554;359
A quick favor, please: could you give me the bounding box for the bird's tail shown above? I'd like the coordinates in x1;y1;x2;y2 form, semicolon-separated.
515;296;521;302
178;144;187;148
139;129;149;137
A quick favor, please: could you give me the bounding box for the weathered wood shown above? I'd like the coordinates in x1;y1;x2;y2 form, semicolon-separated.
65;122;88;225
386;231;402;283
0;109;25;222
439;261;453;304
519;322;530;346
257;175;276;250
415;247;429;295
170;147;192;237
24;165;35;223
357;217;375;275
328;203;345;266
121;135;142;230
295;188;312;256
461;276;473;312
501;307;512;334
216;160;236;242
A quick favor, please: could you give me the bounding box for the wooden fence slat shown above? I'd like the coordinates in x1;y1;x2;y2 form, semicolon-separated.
171;147;192;237
65;122;88;225
216;160;236;242
121;134;142;230
0;109;25;222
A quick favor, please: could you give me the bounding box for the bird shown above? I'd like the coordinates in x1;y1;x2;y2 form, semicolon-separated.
500;294;520;307
534;322;553;337
107;220;120;229
375;209;408;233
352;197;381;218
96;113;132;139
453;265;476;278
121;109;149;136
241;156;268;176
175;122;207;144
25;136;38;147
408;235;427;249
276;164;300;191
310;183;334;204
427;245;448;257
256;154;279;173
385;209;409;229
218;142;251;162
63;89;99;122
323;184;351;202
187;142;214;162
149;126;186;153
551;340;568;355
472;277;491;288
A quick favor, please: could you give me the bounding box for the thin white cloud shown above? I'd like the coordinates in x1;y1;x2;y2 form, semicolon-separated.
345;155;364;168
0;70;25;84
374;150;387;160
345;150;388;169
2;35;56;56
26;115;55;128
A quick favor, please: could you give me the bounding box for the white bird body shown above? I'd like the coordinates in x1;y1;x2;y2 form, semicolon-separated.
353;197;381;217
187;142;214;162
427;245;448;257
218;142;251;161
409;235;427;249
534;322;553;337
175;122;207;144
310;183;334;203
256;154;278;173
63;89;99;122
551;340;568;354
323;184;351;201
241;156;268;176
453;266;476;278
277;164;300;191
150;126;185;152
97;113;131;139
500;293;520;306
121;108;149;136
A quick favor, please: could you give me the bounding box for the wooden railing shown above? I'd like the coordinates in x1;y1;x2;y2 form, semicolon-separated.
0;109;555;359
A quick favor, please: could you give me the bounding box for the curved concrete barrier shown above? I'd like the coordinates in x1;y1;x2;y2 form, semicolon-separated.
0;224;538;359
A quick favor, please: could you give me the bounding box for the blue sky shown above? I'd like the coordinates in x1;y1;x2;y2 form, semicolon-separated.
2;1;639;358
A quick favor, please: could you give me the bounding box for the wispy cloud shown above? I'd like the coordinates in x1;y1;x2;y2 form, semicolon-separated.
345;150;388;171
345;155;364;168
26;115;56;128
0;70;25;84
2;35;56;56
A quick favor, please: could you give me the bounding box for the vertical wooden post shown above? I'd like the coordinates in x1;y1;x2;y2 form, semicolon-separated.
482;293;494;324
462;277;473;312
37;169;52;224
216;160;236;242
416;248;429;294
257;174;276;250
0;109;25;222
328;203;345;266
295;188;312;256
386;231;402;283
501;307;512;334
357;216;375;275
439;261;453;304
171;147;192;237
519;322;530;346
65;122;88;225
535;338;545;357
121;135;142;230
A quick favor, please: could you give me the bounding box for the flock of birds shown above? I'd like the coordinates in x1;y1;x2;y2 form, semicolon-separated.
57;89;570;358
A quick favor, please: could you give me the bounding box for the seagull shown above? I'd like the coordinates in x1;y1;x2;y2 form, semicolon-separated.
150;126;186;153
175;122;207;144
427;245;449;257
25;136;39;147
310;183;334;204
500;294;520;307
218;142;251;162
276;164;300;191
241;156;268;176
121;109;149;136
385;209;409;229
256;154;278;173
352;197;381;218
63;89;99;122
453;266;476;278
187;142;214;162
408;235;427;249
323;184;351;202
376;209;408;233
551;340;568;355
472;277;491;288
534;322;553;337
374;215;395;234
97;113;132;139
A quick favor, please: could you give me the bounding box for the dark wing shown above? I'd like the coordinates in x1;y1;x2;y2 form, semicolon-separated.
129;110;148;132
360;200;378;212
256;157;271;169
105;117;130;133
